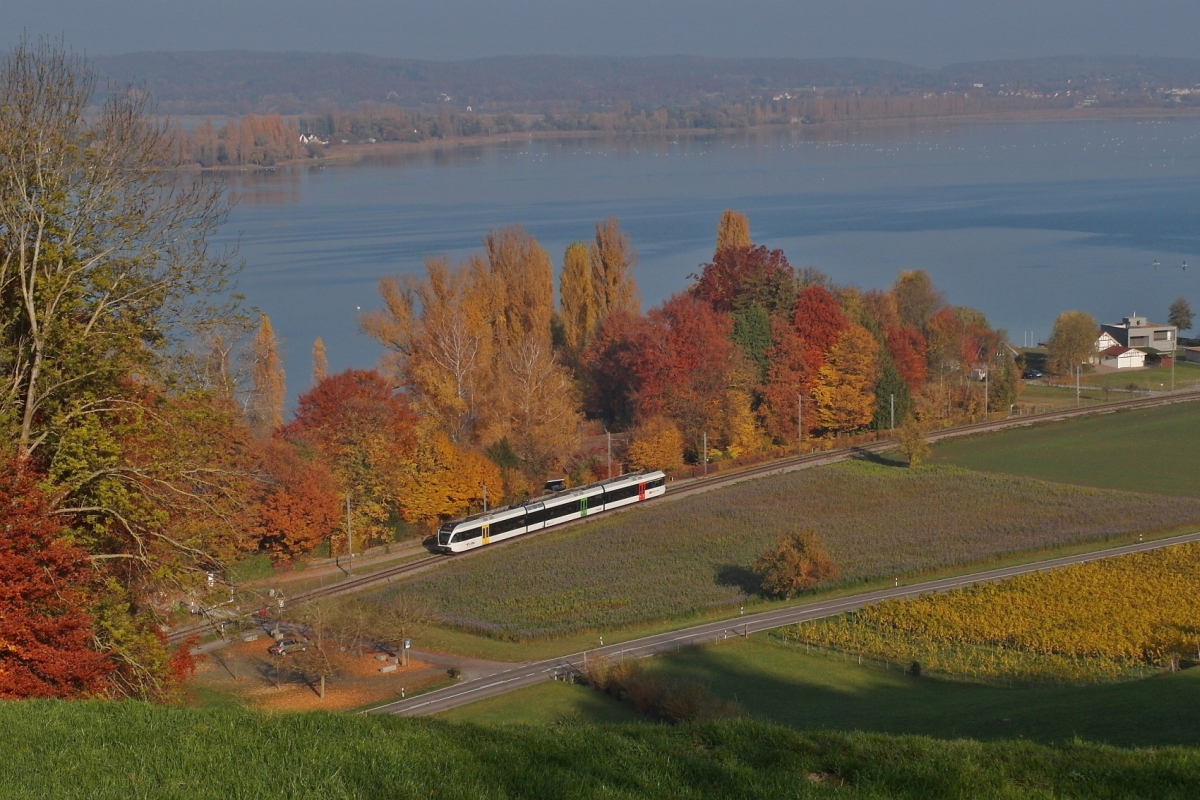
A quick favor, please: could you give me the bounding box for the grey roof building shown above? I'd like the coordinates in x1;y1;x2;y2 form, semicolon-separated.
1100;315;1177;352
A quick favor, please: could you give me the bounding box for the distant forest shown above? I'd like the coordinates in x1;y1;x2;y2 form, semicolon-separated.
142;52;1200;167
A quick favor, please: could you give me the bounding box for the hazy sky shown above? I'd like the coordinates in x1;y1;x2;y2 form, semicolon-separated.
7;0;1200;66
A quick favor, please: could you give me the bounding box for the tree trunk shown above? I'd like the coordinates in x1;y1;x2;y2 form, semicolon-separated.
320;674;326;699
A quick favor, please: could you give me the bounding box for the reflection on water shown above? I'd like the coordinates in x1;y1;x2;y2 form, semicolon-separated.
214;116;1200;405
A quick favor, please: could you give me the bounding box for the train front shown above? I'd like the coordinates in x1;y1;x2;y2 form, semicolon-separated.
436;522;456;553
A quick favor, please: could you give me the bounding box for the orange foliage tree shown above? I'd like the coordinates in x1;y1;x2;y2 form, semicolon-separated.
0;464;112;699
250;440;342;557
885;326;928;391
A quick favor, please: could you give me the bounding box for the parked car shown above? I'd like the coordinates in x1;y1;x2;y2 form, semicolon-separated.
1022;369;1044;379
267;638;307;656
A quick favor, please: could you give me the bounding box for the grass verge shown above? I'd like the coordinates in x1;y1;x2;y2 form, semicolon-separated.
5;699;1200;798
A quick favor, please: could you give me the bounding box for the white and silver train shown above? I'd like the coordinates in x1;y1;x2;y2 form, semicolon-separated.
436;470;667;554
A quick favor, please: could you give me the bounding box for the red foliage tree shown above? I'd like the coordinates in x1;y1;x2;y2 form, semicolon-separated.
250;439;342;557
581;309;648;426
285;370;417;546
0;463;112;699
627;294;734;445
792;285;848;360
885;326;929;391
760;317;819;440
691;245;795;314
286;369;417;458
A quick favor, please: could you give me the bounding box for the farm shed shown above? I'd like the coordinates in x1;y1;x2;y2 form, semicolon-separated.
1099;346;1145;370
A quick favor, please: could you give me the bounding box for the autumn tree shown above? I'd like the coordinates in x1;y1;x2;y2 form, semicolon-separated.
754;529;839;598
588;216;640;321
363;258;493;445
760;318;814;442
885;326;928;391
395;431;503;526
484;224;555;351
625;416;684;473
896;414;931;466
0;41;244;698
731;306;773;382
248;314;286;436
559;242;597;361
312;337;328;384
289;601;349;700
1047;311;1098;376
1169;296;1194;333
580;309;645;426
813;324;880;434
285;370;416;547
715;209;752;254
0;463;112;699
692;245;794;315
492;337;582;475
792;285;849;360
626;294;735;453
250;439;341;557
892;270;946;330
367;592;432;664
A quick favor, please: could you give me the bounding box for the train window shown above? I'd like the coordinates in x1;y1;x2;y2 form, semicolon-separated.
647;477;665;490
491;515;525;535
605;483;638;503
453;527;481;543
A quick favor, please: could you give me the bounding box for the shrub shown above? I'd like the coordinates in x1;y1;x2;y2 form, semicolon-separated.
753;529;839;599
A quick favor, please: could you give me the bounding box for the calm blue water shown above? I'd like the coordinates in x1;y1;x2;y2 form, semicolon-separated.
218;117;1200;403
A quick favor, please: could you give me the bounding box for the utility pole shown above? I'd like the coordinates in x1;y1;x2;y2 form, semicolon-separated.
346;494;353;576
889;393;895;430
984;368;989;417
606;429;612;479
1075;366;1080;407
797;394;803;453
483;483;488;512
702;431;708;476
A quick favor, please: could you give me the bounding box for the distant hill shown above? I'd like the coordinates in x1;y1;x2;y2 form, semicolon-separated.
92;51;1200;116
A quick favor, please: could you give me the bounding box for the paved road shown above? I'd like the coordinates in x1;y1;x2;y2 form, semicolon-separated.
369;529;1200;717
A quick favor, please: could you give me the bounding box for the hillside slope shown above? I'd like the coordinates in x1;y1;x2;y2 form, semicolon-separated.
4;700;1199;798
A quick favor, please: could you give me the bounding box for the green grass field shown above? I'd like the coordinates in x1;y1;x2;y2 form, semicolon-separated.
389;461;1200;640
453;637;1200;748
6;700;1200;799
934;401;1200;498
1082;361;1200;390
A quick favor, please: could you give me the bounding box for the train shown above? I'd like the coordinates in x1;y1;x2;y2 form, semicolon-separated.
436;469;667;553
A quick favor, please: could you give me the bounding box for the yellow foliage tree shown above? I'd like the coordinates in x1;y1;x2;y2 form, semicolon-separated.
311;337;328;385
490;336;582;474
396;430;503;526
559;242;597;361
626;416;684;473
721;388;760;459
754;529;839;598
248;314;286;437
589;217;640;320
715;209;751;254
813;324;879;434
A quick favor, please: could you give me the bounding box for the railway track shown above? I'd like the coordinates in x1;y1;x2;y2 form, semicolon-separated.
168;386;1200;646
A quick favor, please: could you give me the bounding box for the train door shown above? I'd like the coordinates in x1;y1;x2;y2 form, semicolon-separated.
638;482;646;501
482;523;490;545
580;496;588;516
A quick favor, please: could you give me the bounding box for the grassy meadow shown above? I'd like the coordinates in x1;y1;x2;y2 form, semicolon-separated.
6;700;1200;799
933;401;1200;498
389;460;1200;640
452;637;1200;748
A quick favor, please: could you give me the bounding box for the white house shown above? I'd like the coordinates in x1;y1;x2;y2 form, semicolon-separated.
1099;345;1145;370
1090;331;1120;364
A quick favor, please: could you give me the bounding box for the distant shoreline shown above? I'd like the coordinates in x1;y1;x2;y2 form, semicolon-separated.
193;105;1200;172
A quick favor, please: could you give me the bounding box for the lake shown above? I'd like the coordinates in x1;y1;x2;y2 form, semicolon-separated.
218;116;1200;402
